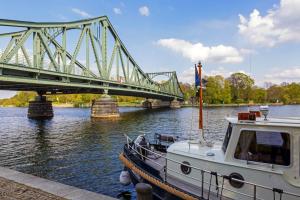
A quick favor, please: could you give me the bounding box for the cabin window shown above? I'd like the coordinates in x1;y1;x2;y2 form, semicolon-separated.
234;130;290;166
222;123;233;152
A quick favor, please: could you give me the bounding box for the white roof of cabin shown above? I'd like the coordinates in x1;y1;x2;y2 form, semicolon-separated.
167;140;225;162
226;117;300;128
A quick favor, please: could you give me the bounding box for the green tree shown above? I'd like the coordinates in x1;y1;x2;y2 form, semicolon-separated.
285;83;300;104
0;91;35;107
222;79;232;104
227;72;254;103
250;87;267;103
204;75;231;104
180;83;195;102
266;85;284;103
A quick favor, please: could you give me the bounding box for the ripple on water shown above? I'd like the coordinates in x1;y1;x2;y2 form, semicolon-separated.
1;106;300;198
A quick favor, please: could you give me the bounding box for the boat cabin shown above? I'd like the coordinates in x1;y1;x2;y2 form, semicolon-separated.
121;111;300;200
222;116;300;184
165;114;300;199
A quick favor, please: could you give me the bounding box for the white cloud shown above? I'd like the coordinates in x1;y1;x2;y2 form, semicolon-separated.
113;8;122;15
205;67;248;79
238;0;300;47
139;6;150;16
264;66;300;83
71;8;92;18
157;38;243;64
179;66;247;84
179;67;195;83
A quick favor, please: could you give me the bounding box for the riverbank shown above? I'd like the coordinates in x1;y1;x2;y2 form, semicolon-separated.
0;102;288;108
0;167;116;200
0;102;142;108
182;102;284;107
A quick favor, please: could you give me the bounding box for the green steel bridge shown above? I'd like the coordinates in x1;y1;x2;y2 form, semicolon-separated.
0;16;183;101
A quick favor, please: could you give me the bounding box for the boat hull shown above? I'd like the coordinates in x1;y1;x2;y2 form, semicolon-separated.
128;168;182;200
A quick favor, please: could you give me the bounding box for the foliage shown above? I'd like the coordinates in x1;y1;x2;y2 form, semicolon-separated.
203;75;231;104
266;85;285;103
0;91;36;107
0;92;143;107
179;83;195;101
250;87;267;103
227;72;254;103
2;72;300;106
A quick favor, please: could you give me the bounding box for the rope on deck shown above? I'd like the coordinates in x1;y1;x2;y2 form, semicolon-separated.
119;153;198;200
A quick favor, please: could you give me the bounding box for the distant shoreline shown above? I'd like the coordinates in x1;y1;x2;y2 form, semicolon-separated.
0;103;143;108
0;102;295;108
182;102;284;107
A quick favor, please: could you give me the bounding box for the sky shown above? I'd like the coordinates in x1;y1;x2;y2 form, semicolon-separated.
1;0;300;98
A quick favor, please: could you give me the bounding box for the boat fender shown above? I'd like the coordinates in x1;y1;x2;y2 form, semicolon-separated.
120;170;131;186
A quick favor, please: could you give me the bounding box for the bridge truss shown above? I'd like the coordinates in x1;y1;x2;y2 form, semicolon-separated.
0;16;183;101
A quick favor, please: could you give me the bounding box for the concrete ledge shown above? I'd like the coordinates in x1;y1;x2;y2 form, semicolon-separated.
0;167;116;200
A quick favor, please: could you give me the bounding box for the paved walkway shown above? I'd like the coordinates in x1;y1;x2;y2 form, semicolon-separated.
0;167;116;200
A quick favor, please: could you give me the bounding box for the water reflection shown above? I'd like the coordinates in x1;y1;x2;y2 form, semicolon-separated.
0;106;300;198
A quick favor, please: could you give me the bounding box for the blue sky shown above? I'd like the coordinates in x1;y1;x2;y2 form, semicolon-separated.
1;0;300;98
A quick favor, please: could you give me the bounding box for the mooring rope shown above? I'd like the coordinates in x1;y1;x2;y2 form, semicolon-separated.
119;153;198;200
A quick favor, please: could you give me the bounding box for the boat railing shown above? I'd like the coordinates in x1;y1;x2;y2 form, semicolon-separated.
124;134;300;200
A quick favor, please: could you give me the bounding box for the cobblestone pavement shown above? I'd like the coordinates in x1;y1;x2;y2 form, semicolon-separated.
0;177;66;200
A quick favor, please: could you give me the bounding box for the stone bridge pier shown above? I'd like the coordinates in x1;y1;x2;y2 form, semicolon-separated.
91;93;120;118
142;98;181;109
28;93;53;119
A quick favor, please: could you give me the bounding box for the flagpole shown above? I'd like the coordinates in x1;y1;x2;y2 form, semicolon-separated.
198;62;203;130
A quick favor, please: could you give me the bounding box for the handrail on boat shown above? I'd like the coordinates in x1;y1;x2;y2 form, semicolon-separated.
124;134;300;200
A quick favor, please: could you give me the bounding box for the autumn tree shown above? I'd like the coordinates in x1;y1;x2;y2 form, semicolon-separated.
180;83;195;102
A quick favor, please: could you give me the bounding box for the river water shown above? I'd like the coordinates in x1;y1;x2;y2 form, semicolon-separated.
0;105;300;198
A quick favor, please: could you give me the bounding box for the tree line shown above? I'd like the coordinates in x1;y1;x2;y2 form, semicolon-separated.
181;72;300;105
0;92;143;107
1;72;300;106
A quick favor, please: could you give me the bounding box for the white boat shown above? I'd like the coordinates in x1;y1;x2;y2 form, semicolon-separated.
119;63;300;200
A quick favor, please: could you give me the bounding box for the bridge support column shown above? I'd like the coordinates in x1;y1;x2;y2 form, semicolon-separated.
142;99;152;109
28;95;53;119
91;94;120;118
142;99;170;109
170;99;181;108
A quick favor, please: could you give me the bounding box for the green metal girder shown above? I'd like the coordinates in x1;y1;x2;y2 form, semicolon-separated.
101;20;108;78
88;28;102;77
0;16;184;100
69;26;87;73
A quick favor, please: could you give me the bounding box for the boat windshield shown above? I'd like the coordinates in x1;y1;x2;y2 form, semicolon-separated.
222;123;232;153
234;130;291;166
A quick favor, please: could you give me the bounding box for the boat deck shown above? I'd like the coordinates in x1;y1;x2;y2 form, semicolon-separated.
145;150;231;200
